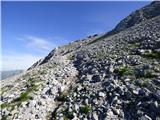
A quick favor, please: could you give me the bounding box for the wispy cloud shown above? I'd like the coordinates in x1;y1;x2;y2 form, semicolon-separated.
18;35;55;52
2;35;62;71
2;35;67;71
2;52;43;71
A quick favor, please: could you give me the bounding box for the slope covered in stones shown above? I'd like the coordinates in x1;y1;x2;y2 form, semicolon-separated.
1;55;78;120
52;15;160;120
1;1;160;120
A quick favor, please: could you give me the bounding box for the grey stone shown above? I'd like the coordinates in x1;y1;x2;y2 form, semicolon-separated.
99;92;105;97
141;115;152;120
91;75;101;83
92;111;99;120
111;107;120;115
125;91;132;99
92;98;98;105
132;89;139;95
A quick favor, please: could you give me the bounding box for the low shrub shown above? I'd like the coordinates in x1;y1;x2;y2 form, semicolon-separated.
57;92;68;102
80;105;91;114
119;66;133;76
143;51;160;58
13;91;30;103
67;55;75;60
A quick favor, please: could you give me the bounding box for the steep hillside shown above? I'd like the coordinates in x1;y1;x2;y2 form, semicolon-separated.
1;1;160;120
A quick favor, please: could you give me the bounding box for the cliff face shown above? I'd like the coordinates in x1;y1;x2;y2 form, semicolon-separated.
1;2;160;120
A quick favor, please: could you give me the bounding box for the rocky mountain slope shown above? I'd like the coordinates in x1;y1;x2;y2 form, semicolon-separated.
1;1;160;120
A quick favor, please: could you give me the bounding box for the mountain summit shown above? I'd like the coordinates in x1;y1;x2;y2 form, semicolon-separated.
1;1;160;120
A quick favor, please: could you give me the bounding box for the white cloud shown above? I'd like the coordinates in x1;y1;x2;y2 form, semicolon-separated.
2;35;62;71
18;36;55;51
2;53;43;71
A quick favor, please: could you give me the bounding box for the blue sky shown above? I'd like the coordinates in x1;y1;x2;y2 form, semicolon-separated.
1;1;150;70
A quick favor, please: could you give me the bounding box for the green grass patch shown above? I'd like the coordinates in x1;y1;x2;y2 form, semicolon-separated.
12;92;30;103
61;108;74;119
143;51;160;59
1;84;38;109
94;50;107;59
40;70;47;75
145;72;156;78
57;92;69;102
48;64;57;69
128;42;140;53
0;87;8;95
136;70;157;79
80;105;91;114
28;78;35;84
1;78;39;109
128;42;140;49
1;115;8;120
141;81;149;87
119;66;134;76
64;111;74;119
0;103;10;109
0;100;21;110
67;54;75;60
